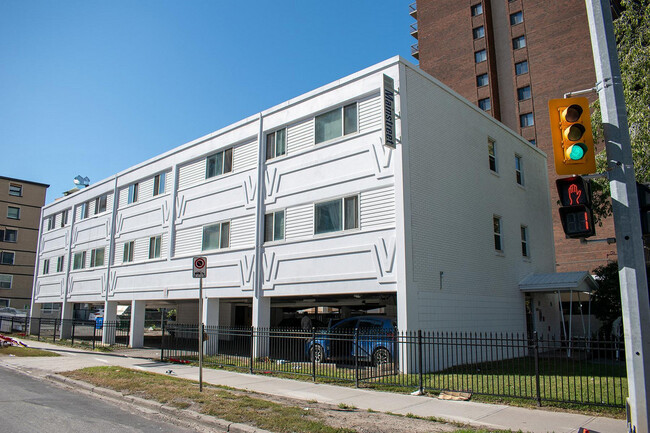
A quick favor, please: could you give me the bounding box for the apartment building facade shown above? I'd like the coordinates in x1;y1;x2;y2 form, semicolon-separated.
0;176;48;309
410;0;618;272
32;57;559;346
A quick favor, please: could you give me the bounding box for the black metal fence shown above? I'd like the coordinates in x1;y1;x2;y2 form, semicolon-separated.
161;325;627;408
0;315;130;349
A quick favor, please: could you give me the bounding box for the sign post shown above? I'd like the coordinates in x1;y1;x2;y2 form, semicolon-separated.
192;256;207;392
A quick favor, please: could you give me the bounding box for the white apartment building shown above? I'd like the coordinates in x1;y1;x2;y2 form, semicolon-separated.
32;57;561;347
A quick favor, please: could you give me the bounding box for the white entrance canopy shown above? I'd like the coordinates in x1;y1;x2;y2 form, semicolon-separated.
518;271;598;294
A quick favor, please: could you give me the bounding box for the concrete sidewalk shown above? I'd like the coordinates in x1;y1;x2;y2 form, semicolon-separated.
0;339;625;433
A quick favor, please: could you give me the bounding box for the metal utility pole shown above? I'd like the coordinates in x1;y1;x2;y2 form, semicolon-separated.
585;1;650;431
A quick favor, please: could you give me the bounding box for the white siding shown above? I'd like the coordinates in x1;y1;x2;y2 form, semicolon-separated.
358;93;382;133
75;204;83;221
233;140;257;173
230;215;256;248
164;169;172;193
106;192;114;212
178;158;205;190
140;177;155;199
133;237;150;262
287;119;314;154
360;186;396;230
285;203;313;240
118;186;129;208
175;226;202;256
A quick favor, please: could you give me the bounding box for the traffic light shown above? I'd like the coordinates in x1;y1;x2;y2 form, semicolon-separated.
556;176;595;238
548;97;596;175
637;183;650;235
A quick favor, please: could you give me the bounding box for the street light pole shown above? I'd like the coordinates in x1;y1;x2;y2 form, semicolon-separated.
585;1;650;431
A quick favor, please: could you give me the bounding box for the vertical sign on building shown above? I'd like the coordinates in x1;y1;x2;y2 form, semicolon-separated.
382;74;396;149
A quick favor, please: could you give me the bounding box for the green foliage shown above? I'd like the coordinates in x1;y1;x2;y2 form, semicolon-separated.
591;261;622;336
590;0;650;220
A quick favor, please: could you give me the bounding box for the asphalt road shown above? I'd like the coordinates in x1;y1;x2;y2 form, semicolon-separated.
0;366;198;433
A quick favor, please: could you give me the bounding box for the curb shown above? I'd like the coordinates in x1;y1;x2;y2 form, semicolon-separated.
46;374;270;433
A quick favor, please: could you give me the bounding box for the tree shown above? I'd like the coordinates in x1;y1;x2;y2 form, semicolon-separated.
590;0;650;223
591;261;622;336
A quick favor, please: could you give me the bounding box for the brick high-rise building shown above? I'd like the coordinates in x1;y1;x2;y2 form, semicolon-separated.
409;0;618;272
0;177;48;310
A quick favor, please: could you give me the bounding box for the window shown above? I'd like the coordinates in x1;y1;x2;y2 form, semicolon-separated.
80;202;89;220
488;139;497;172
521;226;529;257
266;129;287;160
90;247;105;267
520;112;534;127
1;252;14;265
206;148;233;179
128;183;138;204
43;259;50;275
315;103;357;144
7;206;20;220
73;251;86;270
56;256;64;273
314;195;358;235
529;139;536;146
202;222;230;251
513;36;526;50
3;229;17;243
47;216;55;231
493;216;503;251
478;98;491;111
473;26;485;39
61;210;68;227
95;195;107;214
153;173;166;196
515;155;524;185
515;60;529;75
264;210;285;242
8;184;22;197
149;236;162;259
476;73;489;87
510;11;523;25
475;49;487;63
0;274;11;289
471;3;483;16
517;86;531;101
123;241;134;263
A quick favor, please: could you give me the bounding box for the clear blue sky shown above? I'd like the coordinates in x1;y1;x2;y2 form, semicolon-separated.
0;1;414;203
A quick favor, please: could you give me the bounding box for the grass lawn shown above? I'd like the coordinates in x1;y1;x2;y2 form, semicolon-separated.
0;345;60;357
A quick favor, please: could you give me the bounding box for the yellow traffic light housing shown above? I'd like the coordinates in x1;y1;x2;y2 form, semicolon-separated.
548;97;596;175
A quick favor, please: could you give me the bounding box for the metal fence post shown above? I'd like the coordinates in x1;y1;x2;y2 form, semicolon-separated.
53;319;57;343
354;328;359;388
533;331;542;407
418;330;424;394
311;328;317;382
92;322;97;350
71;321;76;346
249;327;254;374
160;316;165;362
37;318;41;341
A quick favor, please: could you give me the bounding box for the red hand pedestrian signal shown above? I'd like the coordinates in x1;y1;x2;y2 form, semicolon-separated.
568;184;582;205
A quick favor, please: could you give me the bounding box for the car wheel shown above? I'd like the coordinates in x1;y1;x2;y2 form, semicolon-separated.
372;347;391;366
310;344;325;363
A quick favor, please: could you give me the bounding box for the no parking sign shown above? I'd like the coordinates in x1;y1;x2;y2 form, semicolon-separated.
193;256;207;278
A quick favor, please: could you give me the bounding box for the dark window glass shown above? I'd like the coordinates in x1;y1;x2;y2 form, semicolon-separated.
477;74;489;87
510;11;523;25
513;36;526;50
515;61;529;75
473;26;485;39
478;98;491;111
517;86;531;101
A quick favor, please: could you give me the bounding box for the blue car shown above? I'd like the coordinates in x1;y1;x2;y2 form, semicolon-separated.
305;316;397;366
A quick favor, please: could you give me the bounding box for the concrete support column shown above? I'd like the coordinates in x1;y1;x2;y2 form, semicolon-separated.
28;303;42;336
203;298;220;355
129;300;146;348
252;296;270;358
60;301;74;339
102;300;118;345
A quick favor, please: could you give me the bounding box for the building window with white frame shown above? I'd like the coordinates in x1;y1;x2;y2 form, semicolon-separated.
8;184;22;197
95;195;107;214
128;183;138;204
2;229;17;243
1;252;14;265
315;103;357;144
264;210;285;242
123;241;134;263
202;222;230;251
61;210;69;227
149;236;162;259
266;129;287;160
43;259;50;275
56;256;64;273
73;251;86;270
515;154;524;185
153;173;166;196
7;206;20;220
488;139;497;172
0;274;11;289
206;148;233;179
80;202;89;220
521;225;529;257
314;195;358;235
493;216;503;252
90;247;105;267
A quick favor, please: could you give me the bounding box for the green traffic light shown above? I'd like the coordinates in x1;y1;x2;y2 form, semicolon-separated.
567;143;587;160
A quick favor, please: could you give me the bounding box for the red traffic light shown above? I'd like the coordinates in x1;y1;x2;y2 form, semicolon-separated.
557;176;595;239
556;176;591;206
